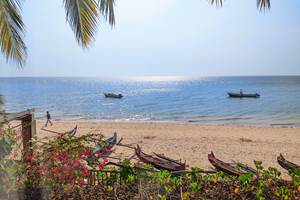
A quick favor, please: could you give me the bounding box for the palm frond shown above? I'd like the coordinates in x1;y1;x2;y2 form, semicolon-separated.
63;0;99;47
0;0;26;66
99;0;115;26
0;95;4;108
208;0;223;8
257;0;271;11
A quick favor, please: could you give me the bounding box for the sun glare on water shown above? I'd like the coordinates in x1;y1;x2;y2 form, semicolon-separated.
124;76;192;82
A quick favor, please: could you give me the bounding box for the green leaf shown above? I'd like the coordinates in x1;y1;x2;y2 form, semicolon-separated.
0;0;26;65
99;0;115;25
63;0;99;47
257;0;271;11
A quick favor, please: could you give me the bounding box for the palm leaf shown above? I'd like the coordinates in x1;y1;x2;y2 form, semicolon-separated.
0;0;26;66
0;95;4;106
209;0;271;10
99;0;115;26
208;0;223;8
257;0;271;10
63;0;99;47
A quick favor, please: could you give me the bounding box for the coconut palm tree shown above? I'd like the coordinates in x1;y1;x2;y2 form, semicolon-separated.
0;0;115;66
0;0;270;66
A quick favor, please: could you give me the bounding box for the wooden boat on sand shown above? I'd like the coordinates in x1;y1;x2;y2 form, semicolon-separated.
66;125;77;137
92;132;118;155
104;93;123;99
135;145;186;172
105;132;118;147
208;152;244;176
277;154;299;171
227;92;260;98
153;153;185;166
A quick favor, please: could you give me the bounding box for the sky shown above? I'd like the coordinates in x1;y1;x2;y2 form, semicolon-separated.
0;0;300;77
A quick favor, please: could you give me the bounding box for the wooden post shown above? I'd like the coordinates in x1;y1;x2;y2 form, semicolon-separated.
21;114;33;155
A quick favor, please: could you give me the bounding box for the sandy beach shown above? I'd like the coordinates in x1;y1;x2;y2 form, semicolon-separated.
36;120;300;176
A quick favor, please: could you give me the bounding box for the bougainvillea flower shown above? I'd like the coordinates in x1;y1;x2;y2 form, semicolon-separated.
78;179;85;186
103;157;109;163
97;163;105;169
73;160;81;168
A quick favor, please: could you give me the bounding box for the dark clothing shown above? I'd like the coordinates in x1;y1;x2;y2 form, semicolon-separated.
45;112;53;127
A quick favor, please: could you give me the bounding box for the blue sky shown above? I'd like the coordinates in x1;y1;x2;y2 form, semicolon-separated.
0;0;300;77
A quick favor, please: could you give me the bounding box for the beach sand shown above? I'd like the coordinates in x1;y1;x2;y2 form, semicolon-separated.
36;120;300;177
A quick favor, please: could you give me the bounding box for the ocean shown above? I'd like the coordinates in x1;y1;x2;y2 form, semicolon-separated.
0;76;300;126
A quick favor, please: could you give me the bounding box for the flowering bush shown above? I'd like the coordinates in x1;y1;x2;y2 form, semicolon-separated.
22;133;111;189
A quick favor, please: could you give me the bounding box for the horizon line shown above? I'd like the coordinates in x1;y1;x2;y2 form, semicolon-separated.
0;75;300;78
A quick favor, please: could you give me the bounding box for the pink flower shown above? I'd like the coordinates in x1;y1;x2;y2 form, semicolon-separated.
78;179;84;186
102;147;110;153
80;149;91;158
73;160;81;168
69;176;75;186
57;153;68;161
97;163;105;169
82;167;89;176
26;153;35;162
94;152;100;158
103;157;109;163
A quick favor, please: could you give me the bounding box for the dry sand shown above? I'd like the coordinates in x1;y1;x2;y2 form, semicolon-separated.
36;120;300;176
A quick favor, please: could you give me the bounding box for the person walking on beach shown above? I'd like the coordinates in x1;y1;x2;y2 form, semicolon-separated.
45;111;53;127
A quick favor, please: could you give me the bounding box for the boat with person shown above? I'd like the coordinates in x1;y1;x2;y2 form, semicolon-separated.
277;154;300;171
227;92;260;98
104;93;123;99
135;145;186;171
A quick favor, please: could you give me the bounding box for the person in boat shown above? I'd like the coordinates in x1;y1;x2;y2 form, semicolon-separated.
45;111;53;127
240;89;243;95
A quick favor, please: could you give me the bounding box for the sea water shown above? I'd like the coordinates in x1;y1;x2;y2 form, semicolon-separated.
0;76;299;126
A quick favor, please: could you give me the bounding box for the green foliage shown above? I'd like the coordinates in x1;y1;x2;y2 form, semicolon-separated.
275;186;293;200
254;160;263;171
189;182;202;192
267;167;281;179
119;160;136;184
155;170;171;184
0;95;4;108
170;176;181;187
289;169;300;187
158;194;167;200
238;173;254;188
256;179;268;200
0;126;21;193
0;128;13;159
0;0;26;66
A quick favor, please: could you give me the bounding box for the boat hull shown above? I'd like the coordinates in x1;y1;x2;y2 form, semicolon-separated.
104;93;123;99
277;154;299;171
227;92;260;98
208;152;243;176
135;145;186;171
